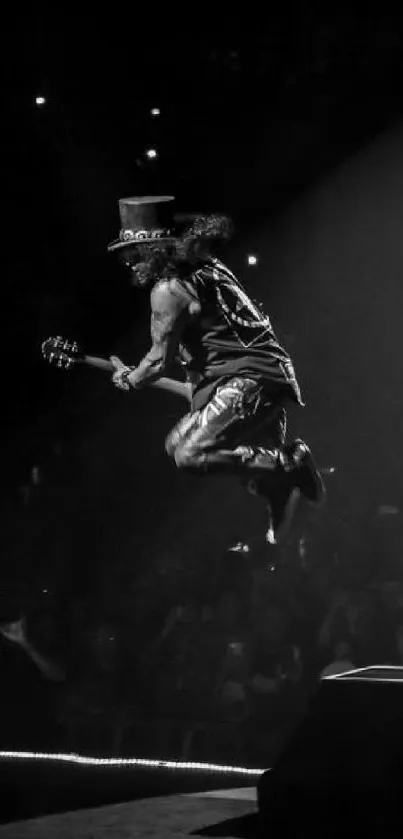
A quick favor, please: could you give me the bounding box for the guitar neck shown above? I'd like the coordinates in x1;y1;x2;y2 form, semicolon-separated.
83;355;115;373
81;355;191;402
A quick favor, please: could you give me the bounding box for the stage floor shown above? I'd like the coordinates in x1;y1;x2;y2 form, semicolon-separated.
0;787;259;839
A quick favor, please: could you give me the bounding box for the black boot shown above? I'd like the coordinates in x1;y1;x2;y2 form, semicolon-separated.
243;448;301;544
265;485;301;545
243;441;324;544
285;439;326;505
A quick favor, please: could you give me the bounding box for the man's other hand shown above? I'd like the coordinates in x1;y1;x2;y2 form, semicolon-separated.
110;355;133;391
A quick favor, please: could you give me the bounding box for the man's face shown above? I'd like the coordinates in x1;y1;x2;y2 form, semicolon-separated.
118;244;143;267
118;244;151;285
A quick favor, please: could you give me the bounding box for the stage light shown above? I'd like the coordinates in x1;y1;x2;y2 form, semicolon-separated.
247;255;258;266
227;542;250;554
35;96;46;106
145;148;158;160
378;505;400;515
150;108;160;116
0;750;264;775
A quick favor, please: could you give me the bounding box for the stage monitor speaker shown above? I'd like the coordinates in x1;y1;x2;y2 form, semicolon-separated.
258;666;403;836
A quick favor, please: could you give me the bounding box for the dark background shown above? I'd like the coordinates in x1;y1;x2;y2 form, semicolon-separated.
2;10;403;766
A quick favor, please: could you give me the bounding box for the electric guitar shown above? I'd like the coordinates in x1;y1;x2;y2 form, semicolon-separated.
41;336;192;402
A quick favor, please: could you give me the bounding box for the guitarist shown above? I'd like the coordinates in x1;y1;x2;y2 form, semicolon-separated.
108;196;325;544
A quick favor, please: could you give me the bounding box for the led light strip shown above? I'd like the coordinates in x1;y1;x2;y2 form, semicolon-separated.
0;751;264;775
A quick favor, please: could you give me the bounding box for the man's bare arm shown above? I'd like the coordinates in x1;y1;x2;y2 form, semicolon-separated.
126;279;195;389
152;376;192;401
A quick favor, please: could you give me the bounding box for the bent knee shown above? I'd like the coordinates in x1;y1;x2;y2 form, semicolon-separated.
173;444;203;471
165;435;176;457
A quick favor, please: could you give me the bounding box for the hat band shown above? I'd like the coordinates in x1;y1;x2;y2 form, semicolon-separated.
120;227;171;242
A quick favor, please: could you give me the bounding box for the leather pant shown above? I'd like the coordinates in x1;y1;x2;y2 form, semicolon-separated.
165;377;289;482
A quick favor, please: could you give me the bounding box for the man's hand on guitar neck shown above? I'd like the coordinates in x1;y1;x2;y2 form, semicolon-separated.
110;355;134;391
110;355;192;402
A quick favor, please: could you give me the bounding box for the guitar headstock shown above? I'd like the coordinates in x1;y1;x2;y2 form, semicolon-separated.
41;336;81;369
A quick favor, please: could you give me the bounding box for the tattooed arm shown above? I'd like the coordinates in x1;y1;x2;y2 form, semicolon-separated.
124;279;199;390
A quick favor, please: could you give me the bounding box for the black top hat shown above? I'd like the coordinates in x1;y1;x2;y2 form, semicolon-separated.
107;195;177;252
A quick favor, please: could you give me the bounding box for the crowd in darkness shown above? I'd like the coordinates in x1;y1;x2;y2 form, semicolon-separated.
1;443;403;769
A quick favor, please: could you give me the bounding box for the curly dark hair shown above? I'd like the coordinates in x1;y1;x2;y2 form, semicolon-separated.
116;213;233;288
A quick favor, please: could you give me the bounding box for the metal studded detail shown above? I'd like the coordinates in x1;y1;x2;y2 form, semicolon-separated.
120;228;170;242
121;229;135;242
